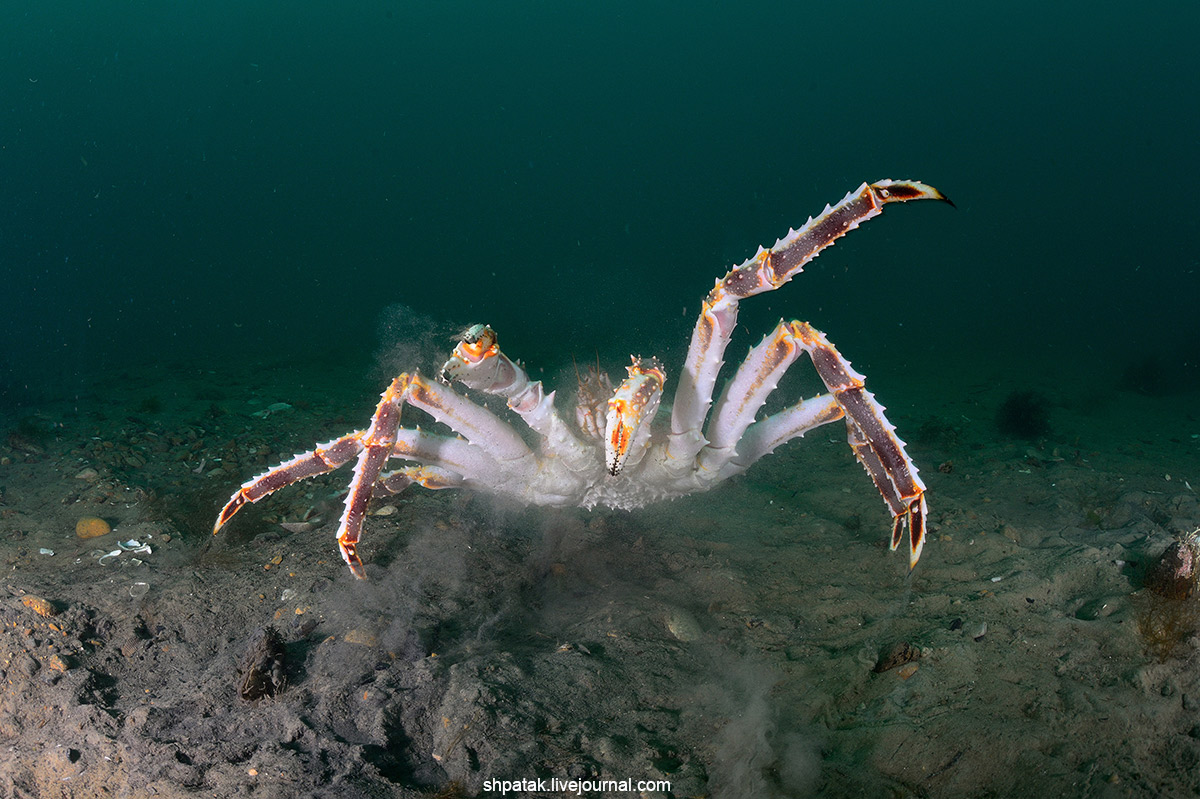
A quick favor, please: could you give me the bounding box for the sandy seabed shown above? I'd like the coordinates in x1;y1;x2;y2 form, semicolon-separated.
0;357;1197;798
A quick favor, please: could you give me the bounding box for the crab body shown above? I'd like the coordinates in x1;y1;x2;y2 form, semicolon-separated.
215;180;951;578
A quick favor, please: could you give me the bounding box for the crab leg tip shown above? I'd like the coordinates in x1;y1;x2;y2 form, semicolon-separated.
213;494;247;535
340;543;368;580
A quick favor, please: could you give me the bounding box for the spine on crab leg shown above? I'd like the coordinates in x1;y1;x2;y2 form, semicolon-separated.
336;375;412;579
668;180;950;468
212;432;365;534
439;324;593;471
787;321;928;568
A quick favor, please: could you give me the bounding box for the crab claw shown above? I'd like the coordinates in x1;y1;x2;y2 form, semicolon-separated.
604;357;666;476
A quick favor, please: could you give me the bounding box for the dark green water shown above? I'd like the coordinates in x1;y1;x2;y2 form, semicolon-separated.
3;1;1198;403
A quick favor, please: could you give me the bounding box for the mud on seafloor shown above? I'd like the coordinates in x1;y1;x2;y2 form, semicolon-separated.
1;363;1200;798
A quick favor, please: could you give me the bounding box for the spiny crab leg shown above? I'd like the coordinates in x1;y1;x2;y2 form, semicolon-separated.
788;321;928;568
212;431;365;534
336;375;412;578
695;314;928;566
338;370;539;577
668;179;950;467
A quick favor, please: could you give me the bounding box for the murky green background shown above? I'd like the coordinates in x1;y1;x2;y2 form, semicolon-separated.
4;1;1197;403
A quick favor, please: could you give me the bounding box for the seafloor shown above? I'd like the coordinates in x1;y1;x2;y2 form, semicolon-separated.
0;354;1197;798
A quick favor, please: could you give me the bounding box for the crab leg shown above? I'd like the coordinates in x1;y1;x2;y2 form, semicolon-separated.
787;321;928;568
376;464;463;496
213;432;364;534
704;320;806;458
391;428;500;482
667;179;950;467
707;394;844;477
336;375;413;578
336;371;539;577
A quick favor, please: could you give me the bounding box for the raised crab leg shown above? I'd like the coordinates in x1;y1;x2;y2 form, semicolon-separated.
667;180;950;468
787;321;928;568
695;315;928;565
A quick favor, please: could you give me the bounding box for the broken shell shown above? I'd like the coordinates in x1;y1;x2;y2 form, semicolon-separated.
129;582;150;599
279;521;317;534
117;539;143;550
74;467;100;482
664;608;703;642
973;622;988;641
369;504;397;516
97;549;122;565
38;548;54;556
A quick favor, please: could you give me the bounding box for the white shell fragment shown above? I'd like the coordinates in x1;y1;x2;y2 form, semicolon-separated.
39;548;54;556
97;550;122;565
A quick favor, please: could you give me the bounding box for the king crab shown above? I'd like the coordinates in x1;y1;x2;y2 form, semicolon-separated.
214;179;951;578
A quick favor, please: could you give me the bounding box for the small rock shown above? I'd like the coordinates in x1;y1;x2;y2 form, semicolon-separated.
47;654;72;672
874;641;921;673
1146;538;1200;600
75;516;112;539
342;628;378;647
240;626;287;701
20;595;58;618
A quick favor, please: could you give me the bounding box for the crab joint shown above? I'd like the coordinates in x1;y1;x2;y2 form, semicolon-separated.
604;357;666;476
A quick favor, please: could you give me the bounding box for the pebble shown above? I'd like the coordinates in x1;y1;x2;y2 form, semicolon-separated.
75;516;112;539
874;641;922;673
21;595;58;617
342;629;378;647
